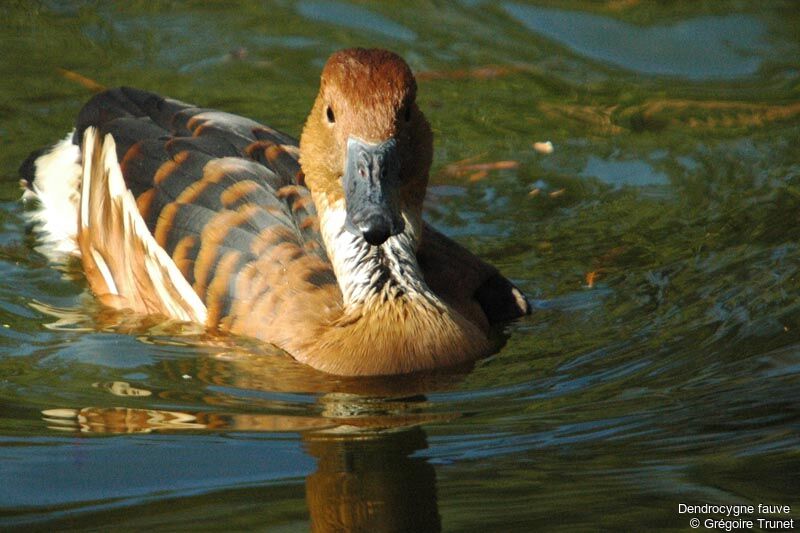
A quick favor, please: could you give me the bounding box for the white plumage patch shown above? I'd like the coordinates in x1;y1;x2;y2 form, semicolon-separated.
22;131;81;258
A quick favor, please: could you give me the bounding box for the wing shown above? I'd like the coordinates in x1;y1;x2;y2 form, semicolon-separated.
418;225;530;326
74;87;337;330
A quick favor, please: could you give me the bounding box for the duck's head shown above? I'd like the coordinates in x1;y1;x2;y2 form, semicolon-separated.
300;48;432;247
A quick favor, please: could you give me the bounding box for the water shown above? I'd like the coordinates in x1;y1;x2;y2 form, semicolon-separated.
1;1;799;530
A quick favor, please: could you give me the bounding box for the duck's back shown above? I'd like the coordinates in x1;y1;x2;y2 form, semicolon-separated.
75;87;319;247
30;87;342;334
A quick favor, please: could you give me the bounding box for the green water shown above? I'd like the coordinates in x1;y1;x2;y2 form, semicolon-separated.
1;1;799;531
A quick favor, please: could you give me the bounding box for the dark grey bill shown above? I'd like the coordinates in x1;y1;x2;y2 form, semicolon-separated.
342;136;405;246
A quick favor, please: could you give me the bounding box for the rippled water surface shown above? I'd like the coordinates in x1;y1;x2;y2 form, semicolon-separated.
2;1;799;530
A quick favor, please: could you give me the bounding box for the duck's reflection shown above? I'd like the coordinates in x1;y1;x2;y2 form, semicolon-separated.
42;349;461;531
305;427;440;532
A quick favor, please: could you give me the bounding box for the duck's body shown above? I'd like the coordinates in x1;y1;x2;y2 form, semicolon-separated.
21;49;529;376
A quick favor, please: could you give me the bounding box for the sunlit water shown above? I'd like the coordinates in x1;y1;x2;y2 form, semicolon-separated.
1;1;799;530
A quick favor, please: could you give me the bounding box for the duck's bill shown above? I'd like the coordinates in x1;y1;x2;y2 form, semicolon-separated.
342;136;405;246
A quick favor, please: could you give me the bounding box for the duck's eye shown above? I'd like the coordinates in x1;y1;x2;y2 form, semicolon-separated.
326;106;335;124
404;106;412;122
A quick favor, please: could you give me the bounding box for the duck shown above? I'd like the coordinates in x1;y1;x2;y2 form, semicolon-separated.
20;48;530;376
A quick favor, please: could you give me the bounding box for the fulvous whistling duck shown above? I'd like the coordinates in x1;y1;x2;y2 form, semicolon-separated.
21;48;530;376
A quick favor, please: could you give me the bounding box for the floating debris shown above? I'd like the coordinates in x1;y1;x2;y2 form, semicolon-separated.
57;68;105;92
533;141;554;154
468;170;489;182
444;159;519;178
538;102;624;135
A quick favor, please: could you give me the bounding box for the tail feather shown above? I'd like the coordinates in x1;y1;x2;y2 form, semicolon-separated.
78;127;208;323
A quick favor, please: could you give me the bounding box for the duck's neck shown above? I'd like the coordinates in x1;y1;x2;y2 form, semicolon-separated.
309;193;488;375
317;197;434;310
